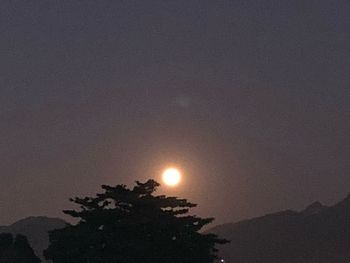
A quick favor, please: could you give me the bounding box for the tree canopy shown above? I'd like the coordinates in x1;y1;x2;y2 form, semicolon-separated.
0;233;40;263
44;179;228;263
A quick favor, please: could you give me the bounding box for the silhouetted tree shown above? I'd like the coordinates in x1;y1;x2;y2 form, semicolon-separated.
45;179;228;263
0;233;13;249
0;233;40;263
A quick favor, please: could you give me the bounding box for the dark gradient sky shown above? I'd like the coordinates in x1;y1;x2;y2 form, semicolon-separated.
1;0;349;225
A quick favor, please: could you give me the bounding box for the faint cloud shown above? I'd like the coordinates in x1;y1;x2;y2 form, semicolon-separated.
175;95;191;109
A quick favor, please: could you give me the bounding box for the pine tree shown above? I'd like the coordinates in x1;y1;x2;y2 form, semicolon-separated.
45;179;228;263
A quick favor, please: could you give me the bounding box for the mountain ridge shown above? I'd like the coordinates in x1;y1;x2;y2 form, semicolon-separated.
208;194;350;263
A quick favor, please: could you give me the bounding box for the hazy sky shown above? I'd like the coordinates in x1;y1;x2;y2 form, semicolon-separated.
1;0;349;225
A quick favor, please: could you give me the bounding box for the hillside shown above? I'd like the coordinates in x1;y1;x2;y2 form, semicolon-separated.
0;217;66;262
209;195;350;263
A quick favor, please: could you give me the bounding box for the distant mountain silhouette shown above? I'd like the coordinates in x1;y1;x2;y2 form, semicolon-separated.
209;194;350;263
301;201;328;216
0;217;66;262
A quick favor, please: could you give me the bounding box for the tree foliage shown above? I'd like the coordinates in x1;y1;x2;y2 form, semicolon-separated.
0;233;40;263
45;179;228;262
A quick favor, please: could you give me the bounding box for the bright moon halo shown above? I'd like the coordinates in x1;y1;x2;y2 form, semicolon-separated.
162;168;181;187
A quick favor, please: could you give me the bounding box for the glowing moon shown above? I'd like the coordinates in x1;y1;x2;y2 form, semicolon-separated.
162;168;181;187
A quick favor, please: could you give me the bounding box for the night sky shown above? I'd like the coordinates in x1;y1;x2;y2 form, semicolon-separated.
1;0;349;225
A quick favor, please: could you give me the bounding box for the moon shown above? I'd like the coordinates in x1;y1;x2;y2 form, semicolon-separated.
162;167;182;187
